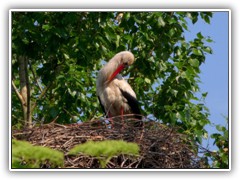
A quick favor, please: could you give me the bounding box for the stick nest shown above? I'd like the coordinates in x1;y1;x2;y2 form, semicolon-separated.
12;116;203;169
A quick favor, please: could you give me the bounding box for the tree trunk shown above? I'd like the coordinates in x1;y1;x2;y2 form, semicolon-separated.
18;55;32;128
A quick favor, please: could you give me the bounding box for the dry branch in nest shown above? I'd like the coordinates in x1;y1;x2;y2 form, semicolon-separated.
12;115;203;169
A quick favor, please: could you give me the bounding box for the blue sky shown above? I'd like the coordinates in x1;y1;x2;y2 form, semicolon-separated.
185;12;229;149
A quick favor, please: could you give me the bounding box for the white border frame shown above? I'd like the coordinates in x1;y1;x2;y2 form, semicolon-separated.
9;9;231;172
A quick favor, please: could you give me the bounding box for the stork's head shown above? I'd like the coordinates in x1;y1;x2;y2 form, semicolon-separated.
108;51;135;82
118;51;135;67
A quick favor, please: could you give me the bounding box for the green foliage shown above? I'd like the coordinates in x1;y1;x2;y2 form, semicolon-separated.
204;118;229;168
12;139;64;168
69;140;139;168
11;12;213;126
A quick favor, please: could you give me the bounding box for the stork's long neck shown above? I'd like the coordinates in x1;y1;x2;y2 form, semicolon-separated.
100;57;122;84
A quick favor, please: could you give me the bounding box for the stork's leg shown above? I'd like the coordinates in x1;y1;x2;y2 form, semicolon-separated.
108;112;114;129
120;106;124;129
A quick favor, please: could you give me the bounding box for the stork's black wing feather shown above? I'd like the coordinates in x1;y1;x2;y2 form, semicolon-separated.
98;96;107;117
119;88;141;120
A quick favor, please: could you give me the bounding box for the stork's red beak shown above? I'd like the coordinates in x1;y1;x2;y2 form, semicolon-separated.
108;64;125;82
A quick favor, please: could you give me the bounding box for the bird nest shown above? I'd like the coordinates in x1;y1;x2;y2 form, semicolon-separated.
12;115;203;169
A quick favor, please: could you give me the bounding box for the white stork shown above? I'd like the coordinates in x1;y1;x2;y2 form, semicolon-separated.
96;51;141;126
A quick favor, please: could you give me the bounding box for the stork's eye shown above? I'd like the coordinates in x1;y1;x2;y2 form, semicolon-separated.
123;62;128;67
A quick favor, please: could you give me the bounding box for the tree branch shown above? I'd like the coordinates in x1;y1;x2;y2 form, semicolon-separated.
29;61;43;93
12;80;24;105
18;55;32;127
25;58;32;127
30;83;52;114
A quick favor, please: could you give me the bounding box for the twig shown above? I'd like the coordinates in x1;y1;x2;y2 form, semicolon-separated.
30;83;52;114
29;61;43;92
54;123;67;128
120;155;128;168
63;137;74;147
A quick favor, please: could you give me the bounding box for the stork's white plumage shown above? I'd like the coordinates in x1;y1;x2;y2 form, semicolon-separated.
96;51;141;121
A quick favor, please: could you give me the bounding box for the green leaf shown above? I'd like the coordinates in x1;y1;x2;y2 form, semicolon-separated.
203;46;212;54
191;12;199;24
206;37;213;43
171;89;178;97
197;32;204;39
182;23;188;30
192;48;203;56
216;124;226;132
63;53;69;60
42;24;51;31
204;15;210;24
158;16;165;27
144;77;151;84
125;12;130;20
116;35;120;48
202;92;208;98
189;58;199;67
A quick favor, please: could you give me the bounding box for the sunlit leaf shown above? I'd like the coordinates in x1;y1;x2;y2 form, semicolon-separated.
189;58;200;67
158;16;165;27
192;48;203;56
